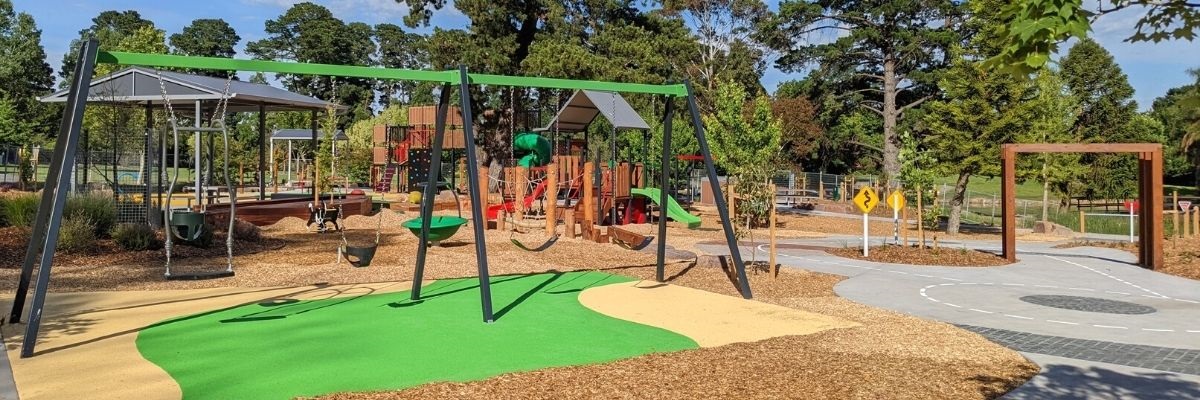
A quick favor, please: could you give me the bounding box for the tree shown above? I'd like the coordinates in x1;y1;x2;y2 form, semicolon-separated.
374;23;431;106
246;2;375;122
1020;70;1082;221
918;48;1035;235
703;80;782;232
985;0;1199;74
1059;38;1140;199
771;96;822;166
759;0;962;182
59;10;154;86
1153;68;1200;186
170;19;240;77
659;0;769;101
0;0;54;142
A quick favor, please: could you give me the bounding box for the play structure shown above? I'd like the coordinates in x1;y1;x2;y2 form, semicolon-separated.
478;90;701;252
11;39;753;359
371;106;467;194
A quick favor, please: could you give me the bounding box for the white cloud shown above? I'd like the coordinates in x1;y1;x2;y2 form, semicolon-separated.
242;0;413;24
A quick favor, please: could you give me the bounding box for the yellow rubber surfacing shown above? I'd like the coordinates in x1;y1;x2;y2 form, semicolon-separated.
579;280;860;347
0;282;417;400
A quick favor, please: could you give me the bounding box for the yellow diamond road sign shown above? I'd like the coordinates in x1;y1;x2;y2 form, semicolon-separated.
853;186;879;213
886;190;906;210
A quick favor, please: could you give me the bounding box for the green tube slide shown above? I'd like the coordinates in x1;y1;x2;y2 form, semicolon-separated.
630;187;702;229
514;131;552;168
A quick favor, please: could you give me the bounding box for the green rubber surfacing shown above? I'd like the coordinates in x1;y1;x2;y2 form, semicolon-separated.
136;271;697;399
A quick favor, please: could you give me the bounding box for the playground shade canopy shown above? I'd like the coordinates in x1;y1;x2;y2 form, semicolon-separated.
272;129;348;141
538;90;651;133
40;66;342;112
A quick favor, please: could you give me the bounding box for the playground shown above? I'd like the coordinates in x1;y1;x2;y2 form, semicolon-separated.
11;37;1200;400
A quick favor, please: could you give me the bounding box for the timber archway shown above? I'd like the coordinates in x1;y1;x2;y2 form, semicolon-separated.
1001;143;1163;269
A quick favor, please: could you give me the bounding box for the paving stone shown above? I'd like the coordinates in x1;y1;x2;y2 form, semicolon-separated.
959;324;1200;376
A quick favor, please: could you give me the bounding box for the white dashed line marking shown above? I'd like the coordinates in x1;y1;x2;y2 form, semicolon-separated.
1067;287;1096;292
1047;320;1080;325
1093;324;1128;329
1004;314;1034;320
943;303;962;308
1142;328;1175;332
969;308;994;314
1046;255;1168;298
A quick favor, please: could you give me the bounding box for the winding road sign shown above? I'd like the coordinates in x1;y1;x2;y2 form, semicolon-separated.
854;186;879;213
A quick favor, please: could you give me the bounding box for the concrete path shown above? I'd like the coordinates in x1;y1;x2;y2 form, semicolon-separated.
698;235;1200;399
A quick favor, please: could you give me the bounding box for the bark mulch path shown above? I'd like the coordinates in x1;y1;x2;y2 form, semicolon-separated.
827;245;1012;267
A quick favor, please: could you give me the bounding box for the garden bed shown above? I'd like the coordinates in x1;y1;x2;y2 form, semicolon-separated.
827;244;1012;267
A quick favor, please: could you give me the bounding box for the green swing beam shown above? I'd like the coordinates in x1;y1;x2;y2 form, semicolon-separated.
96;52;690;96
10;42;751;358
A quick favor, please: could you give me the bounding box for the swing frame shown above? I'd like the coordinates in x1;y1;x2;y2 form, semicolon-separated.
9;39;753;358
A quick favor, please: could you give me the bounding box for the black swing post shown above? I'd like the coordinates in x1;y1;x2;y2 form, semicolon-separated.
683;80;752;299
410;69;495;323
9;37;98;358
656;95;674;283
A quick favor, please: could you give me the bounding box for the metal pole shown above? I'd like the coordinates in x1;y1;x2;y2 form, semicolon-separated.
144;102;153;223
410;84;451;301
310;110;318;197
656;96;674;282
11;38;96;357
287;140;292;185
456;66;494;322
863;212;870;257
682;81;752;299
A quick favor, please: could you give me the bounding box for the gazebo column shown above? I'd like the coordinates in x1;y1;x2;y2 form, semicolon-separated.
310;110;318;197
194;100;202;207
258;103;266;200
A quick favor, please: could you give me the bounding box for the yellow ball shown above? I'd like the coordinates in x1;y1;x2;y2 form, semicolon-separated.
408;191;422;204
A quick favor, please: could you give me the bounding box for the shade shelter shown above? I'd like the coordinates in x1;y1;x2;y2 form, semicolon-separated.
40;66;342;203
536;89;651;133
269;129;347;189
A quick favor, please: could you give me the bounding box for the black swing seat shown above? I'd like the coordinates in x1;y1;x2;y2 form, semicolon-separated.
340;245;377;268
165;270;235;281
511;234;559;252
307;202;342;232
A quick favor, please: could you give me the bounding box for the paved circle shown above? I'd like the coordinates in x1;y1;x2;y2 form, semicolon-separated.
1019;294;1157;315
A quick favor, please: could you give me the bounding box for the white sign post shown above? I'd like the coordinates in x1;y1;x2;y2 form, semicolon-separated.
886;191;906;245
853;187;880;257
1124;200;1138;243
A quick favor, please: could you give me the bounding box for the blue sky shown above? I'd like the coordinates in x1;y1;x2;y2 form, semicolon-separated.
13;0;1200;110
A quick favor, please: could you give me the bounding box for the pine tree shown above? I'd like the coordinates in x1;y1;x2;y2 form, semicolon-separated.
1059;38;1141;199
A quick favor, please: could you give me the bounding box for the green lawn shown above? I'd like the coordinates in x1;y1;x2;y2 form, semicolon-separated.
135;271;697;400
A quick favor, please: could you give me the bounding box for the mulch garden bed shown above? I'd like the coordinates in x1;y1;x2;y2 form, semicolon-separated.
827;244;1012;267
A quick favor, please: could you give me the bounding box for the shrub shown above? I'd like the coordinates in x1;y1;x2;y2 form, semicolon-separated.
0;193;39;228
112;223;162;251
57;213;96;253
65;194;115;237
231;219;261;242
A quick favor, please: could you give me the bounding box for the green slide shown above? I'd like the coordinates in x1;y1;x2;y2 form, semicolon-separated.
513;131;552;167
631;187;702;229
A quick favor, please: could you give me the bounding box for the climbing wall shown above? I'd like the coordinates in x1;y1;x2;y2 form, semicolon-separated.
407;149;431;191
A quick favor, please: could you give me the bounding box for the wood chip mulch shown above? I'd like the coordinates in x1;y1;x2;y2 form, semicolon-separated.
1056;239;1200;281
308;262;1036;400
1;212;1038;399
827;245;1012;267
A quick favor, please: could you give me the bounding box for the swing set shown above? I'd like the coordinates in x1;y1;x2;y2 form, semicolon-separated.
10;38;753;358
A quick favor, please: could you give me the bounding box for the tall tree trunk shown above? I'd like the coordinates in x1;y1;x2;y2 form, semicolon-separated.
1041;159;1050;223
946;171;971;235
881;54;900;183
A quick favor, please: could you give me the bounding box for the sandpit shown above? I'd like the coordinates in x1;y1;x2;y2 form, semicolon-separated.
579;281;859;347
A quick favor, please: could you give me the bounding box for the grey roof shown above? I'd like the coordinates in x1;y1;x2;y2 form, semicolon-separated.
271;129;348;141
538;90;650;133
40;66;343;112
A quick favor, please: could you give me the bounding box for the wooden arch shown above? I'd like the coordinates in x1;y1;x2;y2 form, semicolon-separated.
1001;143;1163;269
